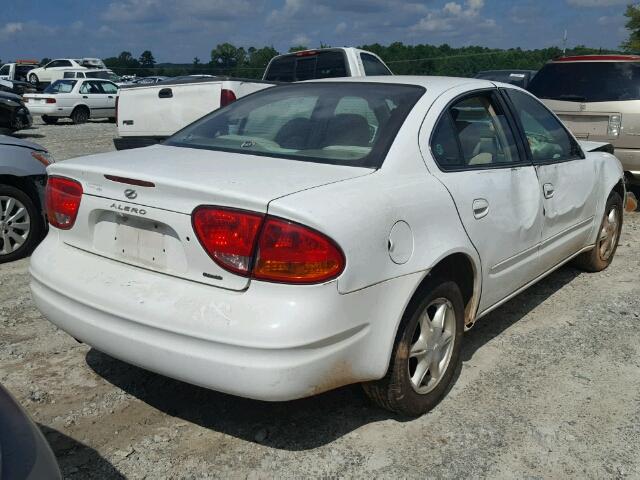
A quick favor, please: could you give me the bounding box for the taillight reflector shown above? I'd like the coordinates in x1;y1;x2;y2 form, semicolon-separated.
46;177;83;229
192;206;345;284
253;217;345;283
45;98;56;104
192;207;263;275
220;88;236;107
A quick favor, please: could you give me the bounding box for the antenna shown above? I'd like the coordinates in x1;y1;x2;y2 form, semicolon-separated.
563;29;568;55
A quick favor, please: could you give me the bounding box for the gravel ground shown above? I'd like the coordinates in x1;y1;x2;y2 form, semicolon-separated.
1;119;639;479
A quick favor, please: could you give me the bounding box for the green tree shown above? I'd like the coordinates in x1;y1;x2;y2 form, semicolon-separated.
139;50;156;68
622;4;640;52
210;43;246;73
288;45;308;52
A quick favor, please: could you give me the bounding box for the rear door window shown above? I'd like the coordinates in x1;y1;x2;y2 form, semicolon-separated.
431;91;523;170
505;89;583;163
528;61;640;102
360;53;392;76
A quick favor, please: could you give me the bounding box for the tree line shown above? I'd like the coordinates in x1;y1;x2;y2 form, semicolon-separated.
98;42;621;79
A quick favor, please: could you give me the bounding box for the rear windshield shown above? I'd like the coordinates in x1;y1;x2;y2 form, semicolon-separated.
264;51;349;82
528;62;640;102
44;80;76;93
166;82;425;168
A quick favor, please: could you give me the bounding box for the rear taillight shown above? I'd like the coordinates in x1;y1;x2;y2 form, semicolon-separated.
608;114;621;137
220;89;236;107
46;177;83;230
45;98;56;104
253;217;345;283
192;207;263;275
192;206;345;284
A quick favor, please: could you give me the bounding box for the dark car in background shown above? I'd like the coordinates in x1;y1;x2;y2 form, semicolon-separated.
0;135;51;262
474;69;537;89
0;91;32;133
528;55;640;190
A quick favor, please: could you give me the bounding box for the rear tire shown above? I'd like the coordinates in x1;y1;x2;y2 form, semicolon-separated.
71;107;89;125
42;115;58;125
573;191;623;272
0;184;44;263
363;278;464;416
28;73;39;85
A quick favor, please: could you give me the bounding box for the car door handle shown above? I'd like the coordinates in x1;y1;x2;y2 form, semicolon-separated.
543;183;555;199
158;88;173;99
108;95;114;98
82;95;88;99
472;198;489;219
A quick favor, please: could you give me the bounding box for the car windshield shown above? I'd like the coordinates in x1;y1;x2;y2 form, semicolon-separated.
85;71;111;79
166;82;425;168
44;80;76;93
528;61;640;102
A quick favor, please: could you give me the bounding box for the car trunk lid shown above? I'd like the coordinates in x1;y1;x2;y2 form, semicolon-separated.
49;144;372;291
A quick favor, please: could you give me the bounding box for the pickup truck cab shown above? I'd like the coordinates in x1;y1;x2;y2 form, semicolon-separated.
0;61;40;83
113;48;393;150
263;47;391;81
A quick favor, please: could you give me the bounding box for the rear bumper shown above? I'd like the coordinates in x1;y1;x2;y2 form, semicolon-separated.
30;233;419;401
26;105;71;117
113;136;166;150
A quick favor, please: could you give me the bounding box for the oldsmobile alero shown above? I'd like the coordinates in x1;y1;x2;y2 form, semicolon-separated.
29;77;625;415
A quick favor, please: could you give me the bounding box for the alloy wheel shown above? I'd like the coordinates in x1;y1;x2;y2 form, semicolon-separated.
408;297;456;394
598;206;619;261
0;195;31;255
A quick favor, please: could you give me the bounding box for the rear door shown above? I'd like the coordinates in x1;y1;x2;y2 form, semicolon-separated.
99;80;118;117
79;80;113;118
425;87;544;313
504;89;598;269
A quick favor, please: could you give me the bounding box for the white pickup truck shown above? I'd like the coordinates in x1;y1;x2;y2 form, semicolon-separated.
113;47;392;150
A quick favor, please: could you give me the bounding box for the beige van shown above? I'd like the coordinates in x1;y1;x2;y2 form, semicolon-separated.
528;55;640;188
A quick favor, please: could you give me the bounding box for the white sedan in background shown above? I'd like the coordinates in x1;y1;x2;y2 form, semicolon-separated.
30;77;625;416
24;78;118;124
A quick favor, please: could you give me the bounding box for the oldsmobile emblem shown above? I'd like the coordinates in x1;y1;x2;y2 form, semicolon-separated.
124;189;138;199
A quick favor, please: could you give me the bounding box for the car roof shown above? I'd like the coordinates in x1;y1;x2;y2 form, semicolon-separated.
307;75;498;94
551;54;640;63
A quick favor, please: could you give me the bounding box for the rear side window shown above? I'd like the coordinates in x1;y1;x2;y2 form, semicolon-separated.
360;53;392;76
430;92;522;170
264;51;348;82
528;61;640;102
101;82;118;94
506;89;583;163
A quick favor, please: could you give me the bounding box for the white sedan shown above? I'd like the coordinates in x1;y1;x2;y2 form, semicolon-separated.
24;78;118;124
30;77;625;416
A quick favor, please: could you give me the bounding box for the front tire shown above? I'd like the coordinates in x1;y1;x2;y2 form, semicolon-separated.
363;278;464;416
42;115;58;125
28;73;39;85
574;191;623;272
0;184;44;263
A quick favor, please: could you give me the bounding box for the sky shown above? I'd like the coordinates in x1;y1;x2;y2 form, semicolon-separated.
0;0;632;63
